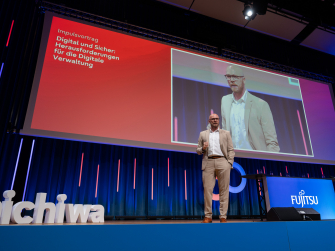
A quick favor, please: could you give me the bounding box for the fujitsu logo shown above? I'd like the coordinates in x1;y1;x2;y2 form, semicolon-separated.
291;190;318;207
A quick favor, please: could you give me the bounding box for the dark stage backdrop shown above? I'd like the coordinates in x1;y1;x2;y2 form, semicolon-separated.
1;135;335;217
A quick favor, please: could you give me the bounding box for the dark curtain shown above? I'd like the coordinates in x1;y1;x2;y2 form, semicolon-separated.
0;0;42;198
16;137;335;217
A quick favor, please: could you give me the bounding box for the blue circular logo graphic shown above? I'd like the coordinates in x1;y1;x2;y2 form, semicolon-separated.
229;162;247;194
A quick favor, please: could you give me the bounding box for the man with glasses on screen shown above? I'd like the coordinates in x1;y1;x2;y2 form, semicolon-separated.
221;65;280;152
197;113;235;223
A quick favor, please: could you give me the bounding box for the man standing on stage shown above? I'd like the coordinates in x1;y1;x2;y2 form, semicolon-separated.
221;65;280;152
197;113;235;223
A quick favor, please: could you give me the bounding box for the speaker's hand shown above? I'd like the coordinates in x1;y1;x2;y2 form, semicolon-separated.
203;142;209;151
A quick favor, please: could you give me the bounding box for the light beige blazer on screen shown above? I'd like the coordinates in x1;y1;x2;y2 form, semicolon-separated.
196;129;235;170
221;92;280;152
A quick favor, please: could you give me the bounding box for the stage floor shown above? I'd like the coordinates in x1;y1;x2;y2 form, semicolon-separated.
2;219;335;251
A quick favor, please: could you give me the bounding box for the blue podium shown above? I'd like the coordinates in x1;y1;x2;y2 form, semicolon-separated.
242;174;335;220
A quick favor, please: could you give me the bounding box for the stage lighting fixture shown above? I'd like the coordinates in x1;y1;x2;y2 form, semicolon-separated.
242;4;257;21
242;4;252;16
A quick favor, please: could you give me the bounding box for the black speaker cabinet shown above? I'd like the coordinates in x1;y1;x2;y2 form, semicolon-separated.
267;207;302;221
295;208;321;221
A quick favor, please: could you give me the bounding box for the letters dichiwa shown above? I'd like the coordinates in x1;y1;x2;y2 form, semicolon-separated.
0;190;105;225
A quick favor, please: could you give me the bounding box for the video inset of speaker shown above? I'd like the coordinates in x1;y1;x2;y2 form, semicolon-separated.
267;207;321;221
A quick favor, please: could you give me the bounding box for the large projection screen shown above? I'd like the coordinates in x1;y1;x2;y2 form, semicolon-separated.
22;12;335;165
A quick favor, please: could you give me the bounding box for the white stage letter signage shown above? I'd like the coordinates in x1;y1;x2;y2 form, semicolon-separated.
0;190;105;225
